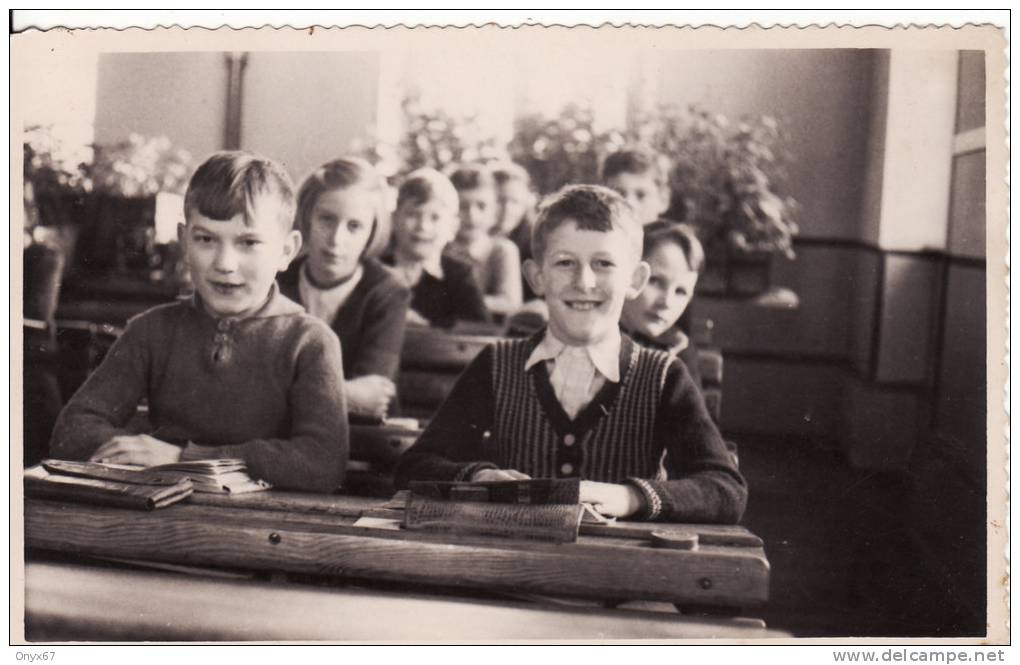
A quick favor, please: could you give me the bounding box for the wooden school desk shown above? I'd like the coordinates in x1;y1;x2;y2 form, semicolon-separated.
23;491;778;641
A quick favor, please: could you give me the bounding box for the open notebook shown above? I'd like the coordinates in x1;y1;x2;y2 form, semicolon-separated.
35;458;271;496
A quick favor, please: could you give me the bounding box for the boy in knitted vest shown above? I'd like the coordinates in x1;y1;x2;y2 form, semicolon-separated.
50;152;348;493
396;185;745;523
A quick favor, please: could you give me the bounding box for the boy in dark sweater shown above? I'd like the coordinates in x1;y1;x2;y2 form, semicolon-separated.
396;185;746;523
384;168;490;329
50;152;348;493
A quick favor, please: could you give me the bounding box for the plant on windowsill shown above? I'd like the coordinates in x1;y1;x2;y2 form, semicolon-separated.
633;104;800;298
355;94;507;182
24;127;192;278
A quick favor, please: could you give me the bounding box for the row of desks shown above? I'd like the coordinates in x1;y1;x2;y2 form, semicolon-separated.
21;490;778;641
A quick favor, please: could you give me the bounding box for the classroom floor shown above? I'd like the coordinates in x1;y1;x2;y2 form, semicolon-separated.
735;433;987;637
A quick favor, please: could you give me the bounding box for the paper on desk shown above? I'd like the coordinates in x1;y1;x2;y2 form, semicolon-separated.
352;516;402;531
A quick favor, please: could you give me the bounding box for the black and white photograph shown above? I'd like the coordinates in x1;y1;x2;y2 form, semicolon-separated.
11;13;1008;649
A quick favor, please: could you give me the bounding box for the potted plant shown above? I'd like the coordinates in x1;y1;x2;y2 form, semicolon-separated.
357;95;506;182
24;128;192;277
509;103;625;195
634;104;800;296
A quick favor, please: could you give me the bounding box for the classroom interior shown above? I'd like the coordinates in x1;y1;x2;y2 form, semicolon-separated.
20;46;989;638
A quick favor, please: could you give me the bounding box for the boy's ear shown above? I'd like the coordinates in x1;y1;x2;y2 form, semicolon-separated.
626;260;651;300
522;258;545;297
278;229;303;271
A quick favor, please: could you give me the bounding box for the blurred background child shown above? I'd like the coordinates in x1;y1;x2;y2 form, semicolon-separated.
491;160;538;303
385;168;491;329
279;157;410;420
448;164;523;319
620;221;704;387
601;148;673;226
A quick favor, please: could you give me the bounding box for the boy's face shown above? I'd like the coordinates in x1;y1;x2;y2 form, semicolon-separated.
495;180;532;234
621;242;698;340
306;187;375;285
524;220;649;347
393;198;456;262
456;187;497;242
179;203;301;318
605;172;669;226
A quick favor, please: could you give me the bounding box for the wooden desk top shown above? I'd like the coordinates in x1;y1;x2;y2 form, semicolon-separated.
25;560;787;641
24;491;769;609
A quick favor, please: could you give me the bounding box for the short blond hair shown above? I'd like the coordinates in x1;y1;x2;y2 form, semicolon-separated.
396;168;459;212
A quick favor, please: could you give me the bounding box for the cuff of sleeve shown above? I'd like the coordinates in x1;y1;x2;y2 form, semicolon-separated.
454;461;499;482
179;442;219;462
626;477;663;521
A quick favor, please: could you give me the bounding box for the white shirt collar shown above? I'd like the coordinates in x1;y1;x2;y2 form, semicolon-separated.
524;328;622;383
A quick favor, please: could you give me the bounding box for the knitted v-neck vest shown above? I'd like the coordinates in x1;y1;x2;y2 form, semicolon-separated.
489;337;672;482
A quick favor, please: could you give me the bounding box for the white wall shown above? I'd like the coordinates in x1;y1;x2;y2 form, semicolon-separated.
241;51;380;183
94;52;228;165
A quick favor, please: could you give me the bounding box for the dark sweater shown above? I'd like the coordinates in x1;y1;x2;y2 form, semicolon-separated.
384;253;491;329
49;288;348;493
278;257;411;381
395;332;746;524
629;327;703;390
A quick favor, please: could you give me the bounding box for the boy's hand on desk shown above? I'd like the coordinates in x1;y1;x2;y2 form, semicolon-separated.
345;375;396;419
90;435;183;467
580;481;644;518
471;468;531;482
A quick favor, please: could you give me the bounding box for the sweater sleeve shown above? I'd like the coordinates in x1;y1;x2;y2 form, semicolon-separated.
626;359;747;524
180;325;349;493
347;278;411;381
482;239;523;317
394;345;497;486
450;261;493;324
49;314;152;460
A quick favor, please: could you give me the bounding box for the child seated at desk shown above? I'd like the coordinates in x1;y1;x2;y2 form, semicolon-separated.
395;185;746;523
621;221;705;388
447;164;523;318
49;151;348;493
278;157;410;420
601;148;674;227
491;160;538;302
384;168;491;329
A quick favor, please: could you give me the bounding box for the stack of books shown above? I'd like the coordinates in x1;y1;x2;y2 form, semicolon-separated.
26;458;270;510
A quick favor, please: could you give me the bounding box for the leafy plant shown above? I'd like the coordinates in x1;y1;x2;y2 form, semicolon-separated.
634;104;799;258
357;96;506;180
24;127;192;206
509;103;624;195
90;134;192;198
357;99;799;258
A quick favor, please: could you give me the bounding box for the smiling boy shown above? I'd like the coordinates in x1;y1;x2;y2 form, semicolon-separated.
49;152;348;493
395;185;745;523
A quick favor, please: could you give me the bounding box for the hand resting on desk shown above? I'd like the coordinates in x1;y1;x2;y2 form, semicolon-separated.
345;375;396;419
580;480;645;518
89;434;182;466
